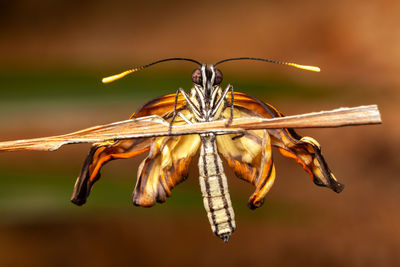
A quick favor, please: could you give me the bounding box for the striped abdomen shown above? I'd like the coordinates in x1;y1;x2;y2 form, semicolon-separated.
198;133;236;242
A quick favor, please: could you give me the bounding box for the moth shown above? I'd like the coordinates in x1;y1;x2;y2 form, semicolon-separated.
69;57;344;242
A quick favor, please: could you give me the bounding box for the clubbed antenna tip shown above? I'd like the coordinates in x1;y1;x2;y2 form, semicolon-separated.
286;63;320;72
102;69;139;83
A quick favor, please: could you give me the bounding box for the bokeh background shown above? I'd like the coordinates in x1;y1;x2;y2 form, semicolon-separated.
0;0;399;266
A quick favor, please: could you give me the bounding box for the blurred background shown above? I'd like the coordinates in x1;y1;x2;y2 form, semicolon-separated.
0;0;399;266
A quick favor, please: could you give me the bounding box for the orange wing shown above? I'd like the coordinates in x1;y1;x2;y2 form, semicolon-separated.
71;139;151;205
133;129;201;206
71;93;187;206
130;93;186;119
230;91;344;194
217;106;276;209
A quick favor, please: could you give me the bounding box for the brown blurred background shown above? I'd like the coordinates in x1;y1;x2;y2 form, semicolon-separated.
0;0;399;266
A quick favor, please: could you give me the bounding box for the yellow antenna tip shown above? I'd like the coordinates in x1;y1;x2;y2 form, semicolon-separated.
102;69;138;83
287;63;321;72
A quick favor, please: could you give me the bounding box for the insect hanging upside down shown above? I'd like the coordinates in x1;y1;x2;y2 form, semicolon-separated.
71;57;344;242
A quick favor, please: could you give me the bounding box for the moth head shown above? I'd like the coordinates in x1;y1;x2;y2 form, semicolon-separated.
191;66;223;87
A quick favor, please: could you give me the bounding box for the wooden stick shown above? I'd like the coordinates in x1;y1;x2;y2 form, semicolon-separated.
0;105;381;152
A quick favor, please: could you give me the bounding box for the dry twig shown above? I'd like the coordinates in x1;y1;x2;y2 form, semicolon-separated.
0;105;381;152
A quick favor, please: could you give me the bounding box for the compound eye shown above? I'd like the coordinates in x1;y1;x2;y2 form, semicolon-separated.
214;69;223;85
192;69;202;85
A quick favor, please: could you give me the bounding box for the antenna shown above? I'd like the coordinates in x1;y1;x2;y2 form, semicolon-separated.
102;58;202;83
214;57;320;72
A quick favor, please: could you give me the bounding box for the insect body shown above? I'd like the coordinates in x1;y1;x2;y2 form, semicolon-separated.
71;58;344;242
178;64;236;240
199;133;236;241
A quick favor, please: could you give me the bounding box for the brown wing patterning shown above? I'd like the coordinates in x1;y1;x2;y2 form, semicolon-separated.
217;108;276;209
132;108;200;206
71;93;186;206
133;133;201;206
230;91;344;194
71;139;150;205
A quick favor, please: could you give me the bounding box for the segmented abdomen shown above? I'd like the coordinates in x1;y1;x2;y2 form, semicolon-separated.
198;133;236;242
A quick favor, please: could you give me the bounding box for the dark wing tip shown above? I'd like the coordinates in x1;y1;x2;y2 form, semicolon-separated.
248;198;264;210
70;178;92;206
70;196;87;206
332;182;345;193
327;172;345;193
313;177;345;193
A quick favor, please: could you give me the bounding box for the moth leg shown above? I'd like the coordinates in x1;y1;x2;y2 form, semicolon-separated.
180;88;203;118
177;112;193;124
71;139;150;206
169;88;183;131
211;84;234;126
227;84;234;126
170;88;201;132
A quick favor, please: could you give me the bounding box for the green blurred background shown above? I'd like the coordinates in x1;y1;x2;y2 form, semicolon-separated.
0;0;399;266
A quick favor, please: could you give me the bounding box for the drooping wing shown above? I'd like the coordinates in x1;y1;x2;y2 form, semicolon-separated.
71;139;151;205
71;93;187;205
133;130;201;206
230;91;344;193
216;108;276;209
